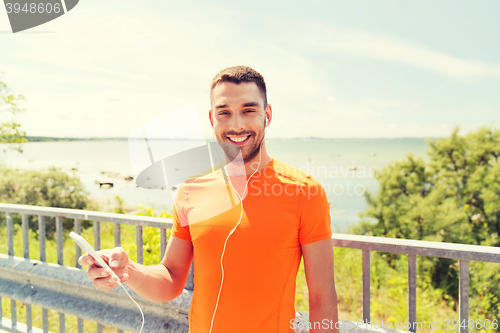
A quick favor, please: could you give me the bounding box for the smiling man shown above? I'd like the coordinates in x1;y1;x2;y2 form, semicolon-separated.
209;69;270;171
79;66;338;333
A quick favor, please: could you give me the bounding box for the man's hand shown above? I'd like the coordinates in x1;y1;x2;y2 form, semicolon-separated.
78;247;131;290
77;236;193;303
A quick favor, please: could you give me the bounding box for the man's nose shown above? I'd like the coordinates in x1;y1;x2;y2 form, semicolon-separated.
229;114;245;131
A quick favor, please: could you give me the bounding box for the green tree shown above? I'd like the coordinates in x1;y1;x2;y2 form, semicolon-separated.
0;72;28;153
356;126;500;319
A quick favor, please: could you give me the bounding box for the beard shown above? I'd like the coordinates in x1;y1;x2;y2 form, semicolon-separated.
217;127;265;164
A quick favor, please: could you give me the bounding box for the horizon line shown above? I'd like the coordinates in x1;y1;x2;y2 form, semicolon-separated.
23;135;440;141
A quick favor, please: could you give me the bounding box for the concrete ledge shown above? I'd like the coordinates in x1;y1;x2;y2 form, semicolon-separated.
0;254;189;333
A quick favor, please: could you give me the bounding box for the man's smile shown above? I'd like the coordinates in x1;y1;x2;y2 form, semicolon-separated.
227;134;251;145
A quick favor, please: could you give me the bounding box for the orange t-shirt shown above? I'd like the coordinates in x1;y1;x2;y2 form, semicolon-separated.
171;158;332;333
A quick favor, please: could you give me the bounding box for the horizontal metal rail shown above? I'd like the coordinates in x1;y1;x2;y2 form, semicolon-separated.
0;203;173;229
331;233;500;263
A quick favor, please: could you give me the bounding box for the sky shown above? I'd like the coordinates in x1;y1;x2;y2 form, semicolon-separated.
0;0;499;139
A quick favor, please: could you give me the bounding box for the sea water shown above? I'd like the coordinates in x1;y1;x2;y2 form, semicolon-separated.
0;138;429;232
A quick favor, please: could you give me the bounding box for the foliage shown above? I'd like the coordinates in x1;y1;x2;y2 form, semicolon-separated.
356;126;500;322
0;72;28;153
113;196;172;265
0;165;97;237
112;195;126;214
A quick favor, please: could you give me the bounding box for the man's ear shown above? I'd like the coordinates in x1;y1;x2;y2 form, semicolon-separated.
209;110;214;127
265;104;272;127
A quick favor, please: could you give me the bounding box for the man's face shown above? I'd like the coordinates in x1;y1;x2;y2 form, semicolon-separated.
210;81;270;163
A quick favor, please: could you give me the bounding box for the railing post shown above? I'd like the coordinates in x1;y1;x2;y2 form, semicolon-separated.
22;213;29;259
56;216;64;266
362;249;370;324
11;298;17;331
160;228;167;260
77;317;84;333
38;215;46;262
75;218;82;268
59;313;65;333
7;212;14;256
94;221;101;250
136;226;143;265
408;254;417;332
22;215;33;333
114;223;121;247
459;260;469;333
26;303;32;333
42;308;49;333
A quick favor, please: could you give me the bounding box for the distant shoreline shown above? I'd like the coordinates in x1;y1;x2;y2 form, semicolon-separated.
24;136;436;142
25;136;128;142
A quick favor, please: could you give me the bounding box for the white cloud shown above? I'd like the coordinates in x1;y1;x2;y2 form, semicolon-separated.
291;21;500;81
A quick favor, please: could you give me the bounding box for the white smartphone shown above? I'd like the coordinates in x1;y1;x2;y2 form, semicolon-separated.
70;232;145;332
69;231;121;283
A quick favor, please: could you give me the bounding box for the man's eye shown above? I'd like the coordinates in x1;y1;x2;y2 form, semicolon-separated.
244;109;255;113
219;111;229;115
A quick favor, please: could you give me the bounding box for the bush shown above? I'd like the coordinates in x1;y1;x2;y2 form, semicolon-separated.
0;164;97;238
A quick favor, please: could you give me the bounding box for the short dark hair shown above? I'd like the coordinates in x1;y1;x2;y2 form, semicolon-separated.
210;66;267;107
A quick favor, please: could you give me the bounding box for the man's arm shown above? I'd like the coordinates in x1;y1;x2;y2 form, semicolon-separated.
78;235;193;303
302;237;339;333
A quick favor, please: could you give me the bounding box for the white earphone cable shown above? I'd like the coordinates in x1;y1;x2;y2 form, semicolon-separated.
117;281;145;333
208;135;264;333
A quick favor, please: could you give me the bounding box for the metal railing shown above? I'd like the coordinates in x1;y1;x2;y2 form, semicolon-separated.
331;233;500;333
2;203;500;333
0;203;192;333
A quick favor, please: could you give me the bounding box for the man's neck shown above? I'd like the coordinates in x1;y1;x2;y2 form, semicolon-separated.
224;152;271;176
244;153;271;176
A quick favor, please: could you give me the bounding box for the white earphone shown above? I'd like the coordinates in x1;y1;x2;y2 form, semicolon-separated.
208;114;267;333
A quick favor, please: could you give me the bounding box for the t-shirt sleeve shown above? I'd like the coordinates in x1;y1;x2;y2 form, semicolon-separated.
298;181;332;245
171;205;192;241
